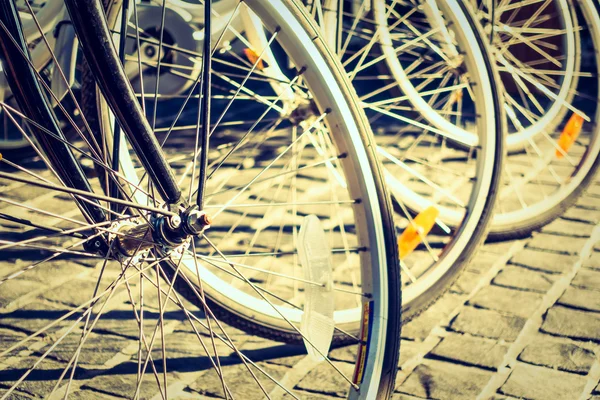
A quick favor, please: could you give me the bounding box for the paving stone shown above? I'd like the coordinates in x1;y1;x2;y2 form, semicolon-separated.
518;339;595;374
401;292;464;340
0;236;70;263
450;270;484;295
527;233;587;256
563;206;600;224
399;340;423;367
541;306;600;342
0;301;77;336
468;285;542;318
0;279;39;309
281;391;340;400
499;363;586;400
73;257;103;269
295;361;355;398
82;361;171;399
39;331;131;366
481;241;517;256
68;389;121;399
510;248;577;274
173;320;248;341
0;356;74;397
493;265;556;293
0;389;35;400
576;195;600;210
572;269;600;291
586;184;600;197
541;219;595;238
124;281;198;313
189;361;288;399
467;251;502;274
585;251;600;271
328;345;357;364
1;184;53;208
428;333;508;370
40;279;115;308
558;287;600;312
448;251;503;295
15;259;89;286
152;330;235;360
265;353;307;368
0;328;28;356
240;336;287;352
392;394;435;400
396;359;491;399
93;305;183;340
449;307;526;341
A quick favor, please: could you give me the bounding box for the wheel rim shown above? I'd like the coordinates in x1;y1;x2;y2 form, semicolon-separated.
315;0;501;314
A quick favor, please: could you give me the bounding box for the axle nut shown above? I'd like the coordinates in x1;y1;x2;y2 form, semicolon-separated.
185;210;211;235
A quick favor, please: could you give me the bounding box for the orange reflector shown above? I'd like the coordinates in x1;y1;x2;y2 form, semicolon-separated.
243;48;267;70
556;113;584;158
398;206;439;259
450;89;463;104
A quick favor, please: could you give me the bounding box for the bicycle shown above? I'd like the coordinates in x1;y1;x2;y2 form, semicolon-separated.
0;0;401;398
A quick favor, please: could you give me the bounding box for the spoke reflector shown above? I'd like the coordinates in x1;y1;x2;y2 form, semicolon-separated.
398;206;439;259
243;48;267;70
556;113;584;158
298;214;334;361
449;89;463;105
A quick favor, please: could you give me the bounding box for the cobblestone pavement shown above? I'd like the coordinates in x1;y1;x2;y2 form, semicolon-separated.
1;162;600;399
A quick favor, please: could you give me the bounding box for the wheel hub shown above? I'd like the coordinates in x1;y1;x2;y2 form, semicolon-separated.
114;206;211;257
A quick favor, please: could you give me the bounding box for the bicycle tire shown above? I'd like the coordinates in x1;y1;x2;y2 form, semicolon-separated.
76;0;401;396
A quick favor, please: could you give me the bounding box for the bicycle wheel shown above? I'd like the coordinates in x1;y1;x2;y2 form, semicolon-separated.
0;0;76;153
308;0;504;321
472;0;600;239
0;0;400;398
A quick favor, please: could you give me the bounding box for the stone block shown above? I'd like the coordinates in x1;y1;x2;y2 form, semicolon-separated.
499;363;586;400
510;249;577;274
468;285;542;318
541;306;600;342
449;307;526;341
396;359;491;399
429;333;507;370
493;265;556;293
518;339;595;374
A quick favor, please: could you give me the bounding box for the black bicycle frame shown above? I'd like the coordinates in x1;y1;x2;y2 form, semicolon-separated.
63;0;183;206
0;1;107;225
